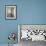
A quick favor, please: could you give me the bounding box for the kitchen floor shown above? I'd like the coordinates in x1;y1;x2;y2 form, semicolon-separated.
19;39;46;46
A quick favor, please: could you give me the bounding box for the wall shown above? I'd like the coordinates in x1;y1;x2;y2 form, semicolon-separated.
0;0;46;44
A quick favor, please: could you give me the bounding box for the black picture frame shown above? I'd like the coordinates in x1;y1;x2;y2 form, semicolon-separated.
5;5;16;20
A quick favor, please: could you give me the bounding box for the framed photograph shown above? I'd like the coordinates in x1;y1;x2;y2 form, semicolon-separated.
5;5;16;20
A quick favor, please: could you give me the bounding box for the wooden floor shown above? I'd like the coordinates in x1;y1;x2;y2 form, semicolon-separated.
19;39;46;46
0;40;46;46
